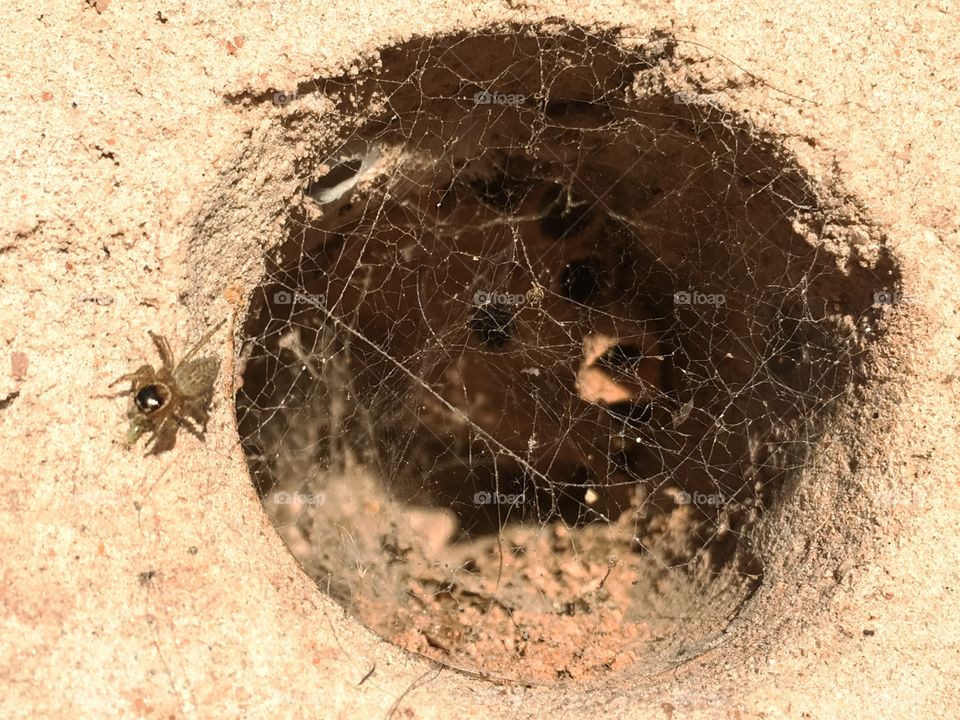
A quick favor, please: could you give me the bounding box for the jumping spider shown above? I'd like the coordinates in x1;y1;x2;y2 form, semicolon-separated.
110;319;226;455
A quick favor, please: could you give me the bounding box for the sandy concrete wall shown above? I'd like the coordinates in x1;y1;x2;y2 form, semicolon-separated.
1;1;957;718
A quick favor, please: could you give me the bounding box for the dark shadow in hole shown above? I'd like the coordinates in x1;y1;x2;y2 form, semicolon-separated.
469;302;515;348
231;23;902;679
559;257;604;304
599;342;644;371
540;184;597;240
607;400;653;425
467;154;537;212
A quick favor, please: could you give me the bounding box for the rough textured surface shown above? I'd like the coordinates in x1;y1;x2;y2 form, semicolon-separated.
1;1;957;718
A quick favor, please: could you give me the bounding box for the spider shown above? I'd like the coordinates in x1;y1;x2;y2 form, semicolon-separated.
110;319;226;455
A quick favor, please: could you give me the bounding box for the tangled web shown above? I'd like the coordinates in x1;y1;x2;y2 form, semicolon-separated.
235;25;889;681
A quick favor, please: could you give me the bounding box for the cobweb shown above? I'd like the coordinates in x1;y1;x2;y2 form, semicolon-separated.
234;24;890;681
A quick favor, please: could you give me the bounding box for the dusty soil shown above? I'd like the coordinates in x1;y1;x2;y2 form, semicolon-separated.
266;465;756;683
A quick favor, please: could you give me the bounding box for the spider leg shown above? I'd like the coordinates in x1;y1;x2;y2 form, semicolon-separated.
149;332;176;372
178;319;227;365
144;416;178;456
109;365;155;389
110;374;137;388
183;398;212;429
174;413;206;441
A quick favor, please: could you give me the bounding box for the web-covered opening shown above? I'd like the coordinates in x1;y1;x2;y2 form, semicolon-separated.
235;25;892;681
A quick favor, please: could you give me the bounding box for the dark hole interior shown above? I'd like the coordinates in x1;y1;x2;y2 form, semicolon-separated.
559;257;603;304
234;25;897;682
469;302;515;348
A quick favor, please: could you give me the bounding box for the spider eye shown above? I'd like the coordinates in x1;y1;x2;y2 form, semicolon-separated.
135;385;166;413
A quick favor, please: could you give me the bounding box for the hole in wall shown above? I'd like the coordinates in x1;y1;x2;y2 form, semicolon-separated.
233;24;895;682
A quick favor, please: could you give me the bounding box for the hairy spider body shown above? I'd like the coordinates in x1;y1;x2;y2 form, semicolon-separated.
110;321;225;455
